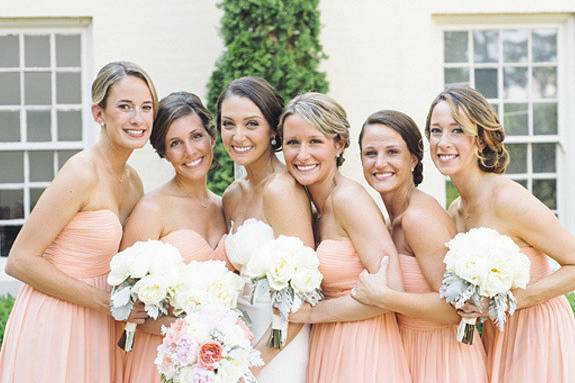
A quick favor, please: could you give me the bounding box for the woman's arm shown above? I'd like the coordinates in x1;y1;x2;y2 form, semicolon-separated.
5;156;111;314
353;200;460;325
292;183;399;324
493;182;575;309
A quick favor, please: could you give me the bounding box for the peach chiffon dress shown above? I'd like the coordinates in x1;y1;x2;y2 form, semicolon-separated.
482;246;575;382
398;254;488;383
120;230;228;383
0;210;122;383
307;239;411;383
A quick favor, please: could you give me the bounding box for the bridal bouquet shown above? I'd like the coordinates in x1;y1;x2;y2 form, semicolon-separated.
156;304;264;383
108;240;184;352
439;228;530;344
170;260;245;316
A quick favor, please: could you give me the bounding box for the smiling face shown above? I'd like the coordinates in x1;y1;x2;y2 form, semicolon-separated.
360;124;417;194
282;113;343;186
428;101;477;176
164;113;213;181
219;95;273;166
93;75;154;149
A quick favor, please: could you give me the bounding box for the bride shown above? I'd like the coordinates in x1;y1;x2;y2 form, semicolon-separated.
216;76;312;381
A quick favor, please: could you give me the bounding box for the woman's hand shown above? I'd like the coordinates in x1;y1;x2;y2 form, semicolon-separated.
456;297;489;320
127;301;147;325
351;258;390;307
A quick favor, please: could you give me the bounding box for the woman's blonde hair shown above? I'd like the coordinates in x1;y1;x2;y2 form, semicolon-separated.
425;86;509;174
279;92;350;166
91;61;158;117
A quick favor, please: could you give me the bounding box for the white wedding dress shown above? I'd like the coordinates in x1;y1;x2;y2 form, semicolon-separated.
226;219;309;383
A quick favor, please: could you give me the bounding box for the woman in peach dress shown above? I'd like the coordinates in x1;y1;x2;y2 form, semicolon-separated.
0;62;157;383
283;93;411;383
426;86;575;382
351;110;487;383
117;92;230;383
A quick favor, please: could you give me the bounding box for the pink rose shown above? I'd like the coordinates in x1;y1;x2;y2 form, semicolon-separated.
197;342;223;371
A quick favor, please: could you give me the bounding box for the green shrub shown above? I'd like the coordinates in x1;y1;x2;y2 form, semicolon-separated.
567;292;575;313
206;0;329;195
0;294;15;346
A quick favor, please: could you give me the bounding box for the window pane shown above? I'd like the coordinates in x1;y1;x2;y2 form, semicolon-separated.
532;143;556;173
444;67;469;87
26;111;51;142
532;67;557;99
56;35;81;67
0;190;24;219
533;179;556;210
444;31;468;63
57;150;80;169
56;72;81;104
533;102;558;135
29;188;45;211
474;68;498;98
0;226;21;257
24;35;50;67
506;144;527;174
29;151;54;182
532;29;557;63
0;72;21;105
57;110;82;141
473;30;498;63
0;152;24;182
502;29;528;63
24;72;51;105
0;111;20;142
503;67;528;99
503;103;528;136
515;179;528;189
0;35;19;67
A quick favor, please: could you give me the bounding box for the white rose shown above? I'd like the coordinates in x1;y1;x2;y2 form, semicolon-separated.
511;252;530;289
266;254;296;291
133;274;169;305
225;219;275;271
294;245;320;269
175;366;197;383
243;241;273;279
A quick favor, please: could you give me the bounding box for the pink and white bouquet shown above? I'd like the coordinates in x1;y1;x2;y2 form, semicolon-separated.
244;235;324;349
156;304;263;383
439;228;530;344
170;260;245;316
108;240;184;351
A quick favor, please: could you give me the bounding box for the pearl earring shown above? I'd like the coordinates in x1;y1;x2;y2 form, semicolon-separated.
271;137;277;146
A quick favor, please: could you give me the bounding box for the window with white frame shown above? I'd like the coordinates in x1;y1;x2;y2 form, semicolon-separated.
442;27;561;215
0;28;88;257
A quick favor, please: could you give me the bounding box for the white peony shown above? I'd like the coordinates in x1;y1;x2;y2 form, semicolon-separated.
291;267;323;294
243;240;273;279
225;219;275;272
132;274;170;305
107;251;136;286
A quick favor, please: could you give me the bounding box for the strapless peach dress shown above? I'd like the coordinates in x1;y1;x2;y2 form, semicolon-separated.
120;230;228;383
307;240;411;383
0;210;122;383
482;247;575;382
398;254;488;383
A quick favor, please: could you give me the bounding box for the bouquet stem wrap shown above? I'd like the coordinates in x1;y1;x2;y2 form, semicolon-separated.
269;311;288;349
456;317;476;345
117;322;137;352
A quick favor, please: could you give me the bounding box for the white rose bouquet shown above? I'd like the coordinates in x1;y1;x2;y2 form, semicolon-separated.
439;228;530;344
247;235;324;349
156;304;264;383
108;240;184;352
170;260;245;316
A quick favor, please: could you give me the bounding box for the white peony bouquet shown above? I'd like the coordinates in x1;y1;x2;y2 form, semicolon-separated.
156;304;263;383
108;240;184;352
170;260;245;316
228;219;324;349
439;228;530;344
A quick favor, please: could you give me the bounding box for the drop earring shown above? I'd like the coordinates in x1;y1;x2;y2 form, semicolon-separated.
271;137;277;146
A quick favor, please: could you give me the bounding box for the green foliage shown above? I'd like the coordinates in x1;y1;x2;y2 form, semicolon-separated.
206;0;329;194
0;294;15;346
567;292;575;313
445;179;459;208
